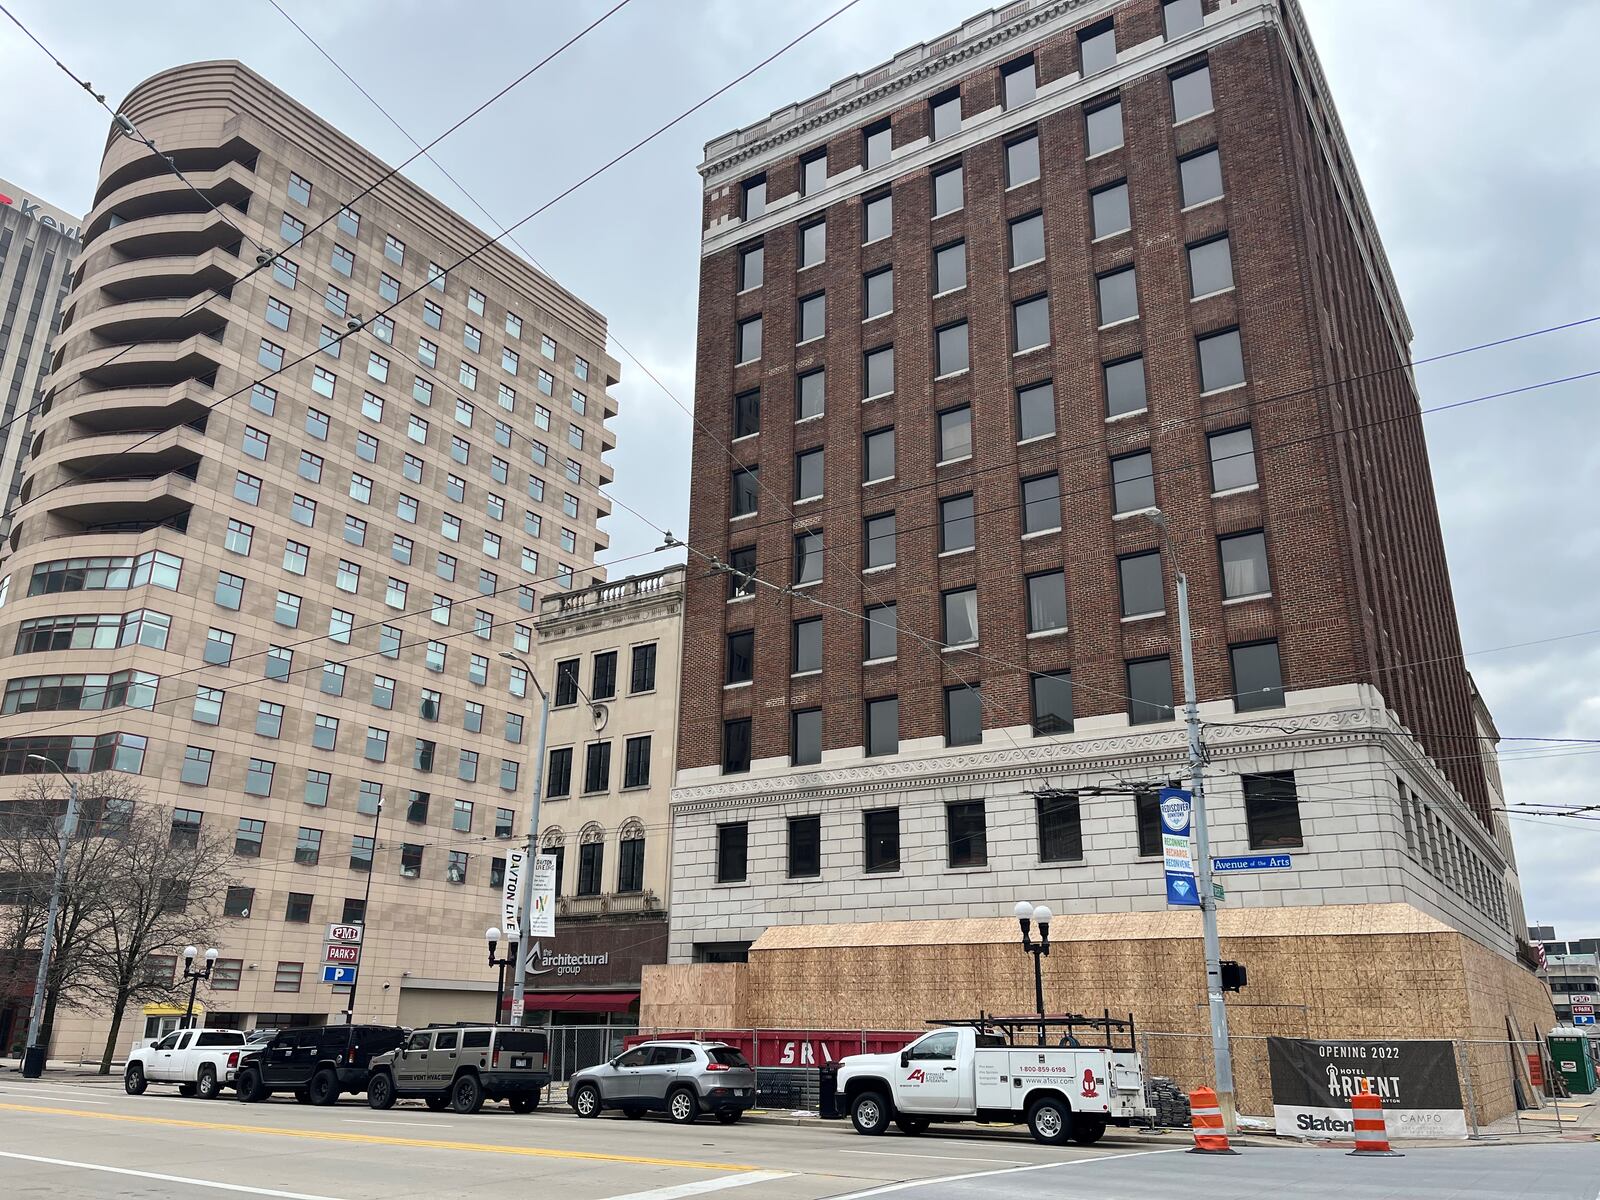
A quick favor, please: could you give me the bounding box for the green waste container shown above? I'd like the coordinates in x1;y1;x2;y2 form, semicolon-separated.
1548;1033;1597;1095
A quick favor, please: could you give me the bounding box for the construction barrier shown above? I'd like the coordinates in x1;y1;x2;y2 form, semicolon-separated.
1348;1087;1402;1157
1187;1086;1236;1154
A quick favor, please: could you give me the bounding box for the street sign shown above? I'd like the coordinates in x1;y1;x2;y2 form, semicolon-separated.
1573;1014;1596;1026
324;943;361;965
321;965;357;984
509;997;525;1024
1211;854;1293;872
1212;881;1225;900
1569;994;1595;1006
1571;1004;1595;1015
327;923;363;944
500;847;527;940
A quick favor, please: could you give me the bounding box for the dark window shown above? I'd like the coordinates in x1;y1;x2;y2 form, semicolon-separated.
555;659;579;706
547;846;565;897
865;696;898;757
793;617;822;674
865;603;897;661
794;531;823;585
864;344;894;397
1022;473;1061;534
1038;792;1084;861
1164;0;1204;39
940;493;975;552
795;448;824;501
934;240;966;293
342;898;366;925
723;718;752;774
792;707;822;766
1119;551;1165;617
1180;147;1224;207
546;747;573;797
738;242;764;290
1135;792;1162;857
726;630;754;684
577;842;604;896
1105;356;1147;417
717;822;748;882
797;369;826;420
1244;771;1303;849
1079;19;1117;75
1197;327;1244;391
1009;212;1044;268
864;808;900;873
592;651;618;700
1002;55;1036;109
1112;451;1155;513
944;685;982;747
1231;640;1285;711
1188;235;1234;297
407;790;430;823
1086;100;1124;156
1030;671;1073;735
864;512;896;569
942;587;978;647
1091;181;1131;239
1219;531;1271;598
1172;62;1214;123
618;836;645;893
864;427;895;482
863;120;892;170
630;643;658;693
727;546;757;599
947;800;987;868
285;892;313;923
930;88;961;140
624;735;652;788
1026;571;1068;633
224;887;254;918
734;389;760;438
1209;426;1257;491
583;742;611;793
1006;133;1040;186
1097;266;1139;325
788;815;821;878
731;466;760;516
1017;381;1055;441
741;175;766;220
863;191;892;243
1128;657;1175;725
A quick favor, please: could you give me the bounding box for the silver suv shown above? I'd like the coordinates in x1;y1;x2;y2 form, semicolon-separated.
367;1024;550;1114
568;1040;756;1124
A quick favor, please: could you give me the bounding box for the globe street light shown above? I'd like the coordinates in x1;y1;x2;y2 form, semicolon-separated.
1013;901;1053;1047
485;926;516;1023
182;946;219;1028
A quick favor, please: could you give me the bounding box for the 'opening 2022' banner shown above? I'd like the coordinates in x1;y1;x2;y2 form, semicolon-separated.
1267;1037;1467;1138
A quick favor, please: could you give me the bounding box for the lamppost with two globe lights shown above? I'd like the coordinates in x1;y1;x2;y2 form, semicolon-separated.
181;945;219;1028
485;927;517;1022
1013;900;1054;1047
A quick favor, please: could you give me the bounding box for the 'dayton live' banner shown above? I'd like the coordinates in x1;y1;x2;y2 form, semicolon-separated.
1267;1038;1467;1139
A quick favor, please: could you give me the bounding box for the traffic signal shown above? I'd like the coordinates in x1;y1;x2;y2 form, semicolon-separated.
1220;960;1247;992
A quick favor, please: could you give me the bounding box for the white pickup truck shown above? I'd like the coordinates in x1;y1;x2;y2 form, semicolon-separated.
125;1028;251;1099
835;1022;1150;1145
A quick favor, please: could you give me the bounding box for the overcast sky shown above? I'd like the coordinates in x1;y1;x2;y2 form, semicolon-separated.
2;1;1595;933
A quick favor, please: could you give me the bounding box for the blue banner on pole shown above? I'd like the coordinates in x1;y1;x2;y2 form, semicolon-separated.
1160;787;1200;907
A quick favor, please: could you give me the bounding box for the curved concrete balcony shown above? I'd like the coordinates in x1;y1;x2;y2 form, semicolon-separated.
71;248;244;306
31;425;207;480
50;332;223;393
22;472;197;529
83;161;255;243
95;133;258;208
48;380;214;435
93;209;242;261
60;294;231;347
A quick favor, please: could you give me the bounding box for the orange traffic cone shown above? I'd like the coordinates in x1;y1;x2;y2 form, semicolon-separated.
1188;1087;1236;1154
1348;1085;1402;1157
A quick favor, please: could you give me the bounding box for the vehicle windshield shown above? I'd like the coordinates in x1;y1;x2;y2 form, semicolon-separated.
496;1031;547;1053
709;1047;749;1068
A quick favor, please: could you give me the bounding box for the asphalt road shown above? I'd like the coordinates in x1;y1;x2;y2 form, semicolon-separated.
1;1074;1595;1200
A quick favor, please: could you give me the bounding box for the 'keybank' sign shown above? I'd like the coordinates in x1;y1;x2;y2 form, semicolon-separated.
0;177;81;241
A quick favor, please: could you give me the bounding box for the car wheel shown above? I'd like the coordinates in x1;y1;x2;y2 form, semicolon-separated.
1071;1117;1107;1145
715;1110;742;1126
124;1064;148;1096
178;1082;197;1098
308;1068;340;1106
424;1094;450;1112
196;1066;220;1100
850;1091;892;1136
451;1073;484;1115
621;1107;644;1120
508;1093;538;1113
895;1117;929;1136
1027;1096;1072;1146
368;1072;396;1110
667;1087;699;1125
235;1067;267;1103
571;1083;602;1119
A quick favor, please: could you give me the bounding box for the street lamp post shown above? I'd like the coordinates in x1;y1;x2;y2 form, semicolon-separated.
181;945;218;1028
343;797;383;1025
485;927;516;1023
498;652;551;1027
20;754;80;1078
1145;508;1236;1133
1013;901;1053;1047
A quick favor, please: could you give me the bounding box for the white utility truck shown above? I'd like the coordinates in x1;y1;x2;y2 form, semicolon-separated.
125;1027;251;1098
834;1014;1150;1145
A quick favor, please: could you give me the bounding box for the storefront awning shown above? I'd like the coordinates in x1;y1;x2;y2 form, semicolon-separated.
526;991;639;1014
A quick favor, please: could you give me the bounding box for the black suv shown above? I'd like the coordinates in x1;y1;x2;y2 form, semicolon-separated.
235;1024;406;1105
367;1024;550;1114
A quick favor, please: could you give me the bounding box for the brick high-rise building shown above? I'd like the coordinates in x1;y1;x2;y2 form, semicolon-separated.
668;0;1525;966
1;61;621;1051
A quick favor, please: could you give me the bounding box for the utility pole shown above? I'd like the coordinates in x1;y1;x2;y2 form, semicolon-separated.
21;756;79;1079
343;797;382;1025
1147;510;1236;1133
500;652;550;1026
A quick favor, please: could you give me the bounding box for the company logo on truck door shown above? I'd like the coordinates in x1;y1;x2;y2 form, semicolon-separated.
1081;1068;1099;1098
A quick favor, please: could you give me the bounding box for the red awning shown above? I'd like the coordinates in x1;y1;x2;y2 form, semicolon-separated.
522;991;640;1015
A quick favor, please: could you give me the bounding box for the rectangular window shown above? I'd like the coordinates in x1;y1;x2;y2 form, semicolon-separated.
280;211;305;242
788;815;821;877
1164;0;1204;38
791;708;822;767
1244;771;1302;849
1013;294;1050;351
592;650;618;700
727;546;756;599
215;570;244;610
623;734;651;788
864;512;896;569
931;162;963;216
739;242;764;291
939;493;975;552
1209;426;1257;491
1006;133;1040;186
717;822;748;883
1127;656;1175;724
1105;356;1148;416
863;190;892;243
547;748;573;797
930;88;961;140
1180;146;1224;206
865;603;897;662
1097;266;1139;325
937;406;971;463
1112;450;1155;513
794;530;823;586
795;447;824;501
802;151;828;196
245;758;275;796
933;240;966;293
863;345;894;398
1086;99;1124;156
1119;550;1165;617
936;321;969;376
799;219;826;268
863;120;891;169
793;616;822;674
257;701;285;738
1171;62;1213;123
726;630;754;685
1219;530;1271;598
180;747;212;787
285;893;313;923
1134;792;1162;857
864;267;893;320
1231;640;1285;711
798;292;826;343
863;807;899;872
862;426;894;484
1079;19;1117;75
1197;327;1245;391
1031;671;1073;735
1092;181;1131;239
1026;571;1068;633
942;587;978;647
583;742;611;793
722;718;752;774
737;315;762;364
741;174;766;220
1037;791;1083;862
944;685;982;747
1017;380;1055;442
1188;234;1234;297
296;827;323;865
947;800;987;868
1002;55;1036;109
731;466;759;518
265;296;291;330
303;772;330;809
865;696;898;757
576;842;603;895
1022;473;1061;534
257;339;284;370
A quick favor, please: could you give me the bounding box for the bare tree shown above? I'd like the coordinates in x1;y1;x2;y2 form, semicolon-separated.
86;798;235;1072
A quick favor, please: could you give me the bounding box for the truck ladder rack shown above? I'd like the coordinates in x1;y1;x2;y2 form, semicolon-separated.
924;1009;1138;1051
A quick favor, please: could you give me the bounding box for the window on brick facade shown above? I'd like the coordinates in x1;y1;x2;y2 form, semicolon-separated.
1209;426;1257;491
1119;550;1165;617
733;389;760;439
1231;640;1285;711
864;267;893;320
800;219;826;268
1026;571;1068;633
944;685;982;747
1001;55;1036;109
942;587;978;647
1079;19;1116;75
863;120;891;170
1017;380;1055;441
863;190;892;243
864;512;896;569
937;406;971;463
936;322;969;376
791;709;822;767
793;617;822;674
864;345;894;397
1105;355;1148;416
1180;147;1224;206
737;316;762;364
802;151;828;196
1031;671;1073;735
1188;234;1234;297
932;162;964;216
1220;530;1271;599
1092;181;1131;238
738;242;763;291
934;240;966;293
1097;267;1139;325
1112;450;1155;513
1171;62;1214;123
1013;293;1050;350
939;493;975;551
741;175;766;220
1198;327;1245;391
797;369;825;420
1244;771;1303;849
863;427;894;483
1128;657;1175;725
1022;473;1061;534
865;603;897;662
930;88;961;140
722;719;751;774
1086;99;1124;155
865;696;898;757
1006;133;1040;186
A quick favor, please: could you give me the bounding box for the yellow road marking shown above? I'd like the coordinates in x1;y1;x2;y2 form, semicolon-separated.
0;1102;755;1172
